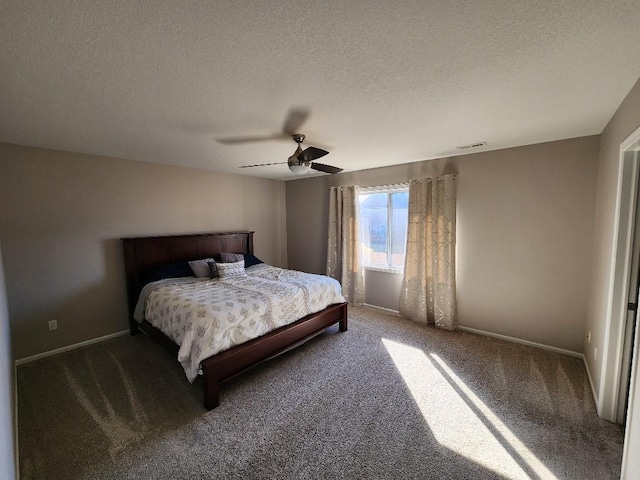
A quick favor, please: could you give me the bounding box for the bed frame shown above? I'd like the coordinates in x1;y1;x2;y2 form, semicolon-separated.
121;231;348;410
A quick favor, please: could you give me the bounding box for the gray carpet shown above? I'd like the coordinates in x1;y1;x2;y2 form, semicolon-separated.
18;307;623;479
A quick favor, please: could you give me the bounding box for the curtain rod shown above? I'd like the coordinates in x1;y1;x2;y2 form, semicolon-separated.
327;174;456;190
328;182;409;191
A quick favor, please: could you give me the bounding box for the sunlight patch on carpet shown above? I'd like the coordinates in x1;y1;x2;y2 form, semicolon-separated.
382;338;558;480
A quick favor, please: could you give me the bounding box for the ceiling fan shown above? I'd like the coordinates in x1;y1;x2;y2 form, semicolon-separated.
239;134;343;174
216;109;342;174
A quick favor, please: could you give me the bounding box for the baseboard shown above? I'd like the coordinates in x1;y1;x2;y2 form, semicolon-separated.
582;353;600;414
457;325;582;358
14;330;129;366
363;303;402;316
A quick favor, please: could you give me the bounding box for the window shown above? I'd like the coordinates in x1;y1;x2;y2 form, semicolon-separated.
359;186;409;272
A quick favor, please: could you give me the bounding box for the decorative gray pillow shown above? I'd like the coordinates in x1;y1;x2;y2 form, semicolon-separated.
217;260;246;278
188;258;215;278
207;261;219;279
220;252;244;263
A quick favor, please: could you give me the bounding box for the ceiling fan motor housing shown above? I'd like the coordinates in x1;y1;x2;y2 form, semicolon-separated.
289;134;310;168
289;146;309;166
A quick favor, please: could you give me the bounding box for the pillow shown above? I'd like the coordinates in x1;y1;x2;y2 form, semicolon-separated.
140;261;193;285
217;260;246;278
188;258;216;278
243;254;264;268
207;261;219;279
220;252;244;263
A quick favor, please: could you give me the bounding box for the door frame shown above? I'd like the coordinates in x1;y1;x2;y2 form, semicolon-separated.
621;306;640;478
600;125;640;421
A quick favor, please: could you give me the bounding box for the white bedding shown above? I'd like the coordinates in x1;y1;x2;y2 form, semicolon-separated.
135;264;345;381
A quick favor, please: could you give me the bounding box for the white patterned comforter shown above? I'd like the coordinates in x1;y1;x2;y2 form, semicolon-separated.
136;264;345;381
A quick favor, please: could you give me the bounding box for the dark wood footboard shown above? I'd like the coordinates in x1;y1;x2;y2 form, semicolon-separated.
201;302;347;409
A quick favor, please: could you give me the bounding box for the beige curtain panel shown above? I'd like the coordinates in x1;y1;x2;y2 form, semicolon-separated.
327;185;364;305
399;174;457;330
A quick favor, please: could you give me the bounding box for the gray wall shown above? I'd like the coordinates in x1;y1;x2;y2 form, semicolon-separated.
287;136;599;352
363;270;403;311
0;143;287;359
0;247;16;479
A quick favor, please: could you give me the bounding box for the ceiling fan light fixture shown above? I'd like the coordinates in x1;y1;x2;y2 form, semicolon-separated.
289;163;311;174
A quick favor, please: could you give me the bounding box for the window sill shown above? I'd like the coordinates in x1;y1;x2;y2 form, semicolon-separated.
364;266;404;275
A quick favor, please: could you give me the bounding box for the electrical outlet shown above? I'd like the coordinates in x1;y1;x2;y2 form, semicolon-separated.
48;319;58;331
587;331;591;343
594;346;598;360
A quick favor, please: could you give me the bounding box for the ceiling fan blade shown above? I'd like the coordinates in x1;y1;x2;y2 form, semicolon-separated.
283;108;310;135
239;162;287;168
297;146;329;163
217;133;289;145
310;162;343;174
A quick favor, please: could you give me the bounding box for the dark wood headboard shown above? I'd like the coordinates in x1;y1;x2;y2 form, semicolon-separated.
121;231;254;333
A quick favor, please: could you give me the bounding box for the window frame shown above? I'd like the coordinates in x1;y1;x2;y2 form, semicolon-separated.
359;184;409;274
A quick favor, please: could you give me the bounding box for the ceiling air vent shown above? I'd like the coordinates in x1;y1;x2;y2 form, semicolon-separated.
456;141;487;150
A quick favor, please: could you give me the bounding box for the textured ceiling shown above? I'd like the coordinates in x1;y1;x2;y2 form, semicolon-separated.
1;1;640;181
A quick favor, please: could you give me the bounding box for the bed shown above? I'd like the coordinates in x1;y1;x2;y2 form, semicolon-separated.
121;231;348;410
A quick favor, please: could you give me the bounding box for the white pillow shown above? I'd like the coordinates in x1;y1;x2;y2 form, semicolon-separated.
188;258;215;278
217;260;246;278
